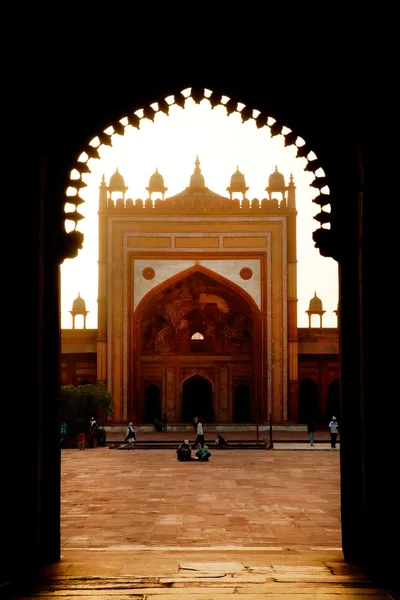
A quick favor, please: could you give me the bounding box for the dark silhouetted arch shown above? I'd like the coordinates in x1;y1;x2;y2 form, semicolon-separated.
327;378;340;422
298;379;318;424
182;375;213;423
234;385;252;422
143;384;161;422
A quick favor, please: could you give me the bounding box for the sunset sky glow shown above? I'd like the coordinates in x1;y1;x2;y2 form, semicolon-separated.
61;94;338;329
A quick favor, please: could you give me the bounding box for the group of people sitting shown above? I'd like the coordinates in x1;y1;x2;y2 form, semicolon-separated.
176;434;229;461
176;440;211;461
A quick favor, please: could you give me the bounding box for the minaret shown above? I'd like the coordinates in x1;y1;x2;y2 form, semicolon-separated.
287;172;296;209
97;172;111;385
306;292;326;328
99;174;107;208
69;293;88;329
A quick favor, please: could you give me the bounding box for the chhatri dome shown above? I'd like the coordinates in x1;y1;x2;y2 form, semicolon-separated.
306;292;326;328
108;168;127;192
69;293;89;329
189;156;205;187
72;292;86;313
226;165;249;200
268;165;285;187
146;168;168;200
308;291;323;312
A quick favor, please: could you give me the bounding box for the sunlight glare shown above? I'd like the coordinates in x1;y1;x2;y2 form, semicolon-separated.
69;170;81;180
61;97;338;330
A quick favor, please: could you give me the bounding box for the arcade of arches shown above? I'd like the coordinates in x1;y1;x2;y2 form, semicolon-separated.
61;159;339;427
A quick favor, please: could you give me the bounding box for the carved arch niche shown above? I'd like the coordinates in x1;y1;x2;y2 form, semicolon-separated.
133;265;262;422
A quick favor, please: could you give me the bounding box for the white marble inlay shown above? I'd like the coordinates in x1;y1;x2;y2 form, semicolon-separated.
133;258;261;310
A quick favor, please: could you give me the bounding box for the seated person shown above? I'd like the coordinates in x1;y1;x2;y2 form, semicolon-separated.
176;440;192;461
215;434;228;448
195;441;211;461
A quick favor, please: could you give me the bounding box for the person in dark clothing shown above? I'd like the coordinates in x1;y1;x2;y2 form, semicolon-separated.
307;419;316;446
162;412;168;431
176;440;193;461
215;434;228;448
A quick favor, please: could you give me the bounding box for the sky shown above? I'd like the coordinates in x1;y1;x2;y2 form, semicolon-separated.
61;91;338;329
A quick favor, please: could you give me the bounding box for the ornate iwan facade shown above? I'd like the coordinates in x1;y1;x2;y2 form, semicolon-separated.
61;158;339;425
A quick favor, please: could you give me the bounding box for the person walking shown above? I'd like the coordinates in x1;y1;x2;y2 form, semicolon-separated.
329;416;339;448
307;419;316;446
60;421;67;446
192;416;199;432
194;417;204;449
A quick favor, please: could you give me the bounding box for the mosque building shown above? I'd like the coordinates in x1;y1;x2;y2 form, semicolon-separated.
61;158;339;427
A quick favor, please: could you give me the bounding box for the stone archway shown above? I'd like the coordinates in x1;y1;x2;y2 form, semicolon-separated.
143;384;161;422
327;378;340;422
234;384;252;422
181;375;213;423
298;379;318;424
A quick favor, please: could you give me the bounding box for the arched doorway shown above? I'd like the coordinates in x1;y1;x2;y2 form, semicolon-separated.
234;384;252;422
182;375;213;423
29;79;398;591
143;384;161;422
327;378;340;422
298;379;318;423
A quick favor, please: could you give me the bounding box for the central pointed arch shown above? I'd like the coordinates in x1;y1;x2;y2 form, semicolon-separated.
134;263;261;351
131;263;263;423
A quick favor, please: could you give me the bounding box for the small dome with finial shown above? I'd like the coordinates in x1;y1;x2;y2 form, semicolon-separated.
147;167;167;193
72;292;86;312
108;168;127;191
268;165;285;187
230;166;247;187
308;291;323;311
189;156;205;187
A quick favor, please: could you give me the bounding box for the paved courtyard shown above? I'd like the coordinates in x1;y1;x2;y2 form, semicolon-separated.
30;447;399;598
61;447;341;551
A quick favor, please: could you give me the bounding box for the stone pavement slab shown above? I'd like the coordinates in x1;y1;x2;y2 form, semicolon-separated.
25;448;398;600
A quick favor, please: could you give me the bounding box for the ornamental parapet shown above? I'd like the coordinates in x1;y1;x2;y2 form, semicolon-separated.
100;196;296;215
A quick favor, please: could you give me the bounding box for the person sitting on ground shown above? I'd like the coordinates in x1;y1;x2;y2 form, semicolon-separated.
176;439;193;461
195;441;211;461
214;434;228;448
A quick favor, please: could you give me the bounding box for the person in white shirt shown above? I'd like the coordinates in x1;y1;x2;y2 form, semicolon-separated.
194;418;204;448
329;416;339;448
